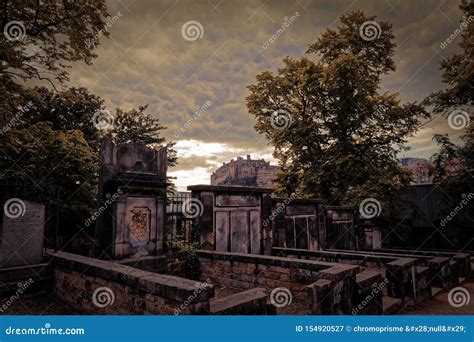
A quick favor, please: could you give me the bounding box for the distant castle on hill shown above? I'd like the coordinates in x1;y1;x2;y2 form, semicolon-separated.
210;155;278;188
211;156;437;190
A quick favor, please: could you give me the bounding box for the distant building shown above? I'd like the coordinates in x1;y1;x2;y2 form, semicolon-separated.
399;157;433;184
210;155;279;188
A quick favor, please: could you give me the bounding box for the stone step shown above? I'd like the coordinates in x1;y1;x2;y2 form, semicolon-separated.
382;296;404;315
210;288;274;315
431;286;443;296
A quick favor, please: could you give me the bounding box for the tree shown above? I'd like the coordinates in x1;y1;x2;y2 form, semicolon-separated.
0;86;176;249
427;0;473;186
103;106;178;167
0;121;97;229
247;11;428;218
424;1;473;247
0;0;109;85
425;0;473;111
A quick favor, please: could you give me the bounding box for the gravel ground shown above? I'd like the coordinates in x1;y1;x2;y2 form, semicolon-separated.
0;292;81;315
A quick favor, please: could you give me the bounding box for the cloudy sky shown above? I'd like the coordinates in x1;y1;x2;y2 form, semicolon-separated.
69;0;467;190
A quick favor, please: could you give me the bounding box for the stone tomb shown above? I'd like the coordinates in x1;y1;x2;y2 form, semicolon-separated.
94;139;168;259
188;185;272;255
324;206;359;250
0;200;45;267
272;198;326;251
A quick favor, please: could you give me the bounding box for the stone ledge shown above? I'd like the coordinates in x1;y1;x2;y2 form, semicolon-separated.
197;250;359;281
274;247;400;265
356;270;383;287
48;251;214;302
210;288;270;315
188;184;272;193
387;258;417;268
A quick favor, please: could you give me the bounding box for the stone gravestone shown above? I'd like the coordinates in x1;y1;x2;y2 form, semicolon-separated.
0;200;45;267
94;139;168;259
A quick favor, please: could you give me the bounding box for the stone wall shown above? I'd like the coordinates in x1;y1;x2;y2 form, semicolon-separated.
197;249;363;314
50;251;213;315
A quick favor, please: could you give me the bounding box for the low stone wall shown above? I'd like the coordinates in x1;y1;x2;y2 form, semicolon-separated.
197;250;361;314
372;248;472;280
210;288;275;315
49;251;214;315
274;247;435;306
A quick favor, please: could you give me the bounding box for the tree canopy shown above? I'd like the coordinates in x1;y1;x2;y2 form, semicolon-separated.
247;11;428;214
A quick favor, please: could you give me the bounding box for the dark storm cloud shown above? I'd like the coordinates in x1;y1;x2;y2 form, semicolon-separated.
68;0;467;186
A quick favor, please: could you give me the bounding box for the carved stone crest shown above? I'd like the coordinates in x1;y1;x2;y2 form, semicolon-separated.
129;207;150;242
